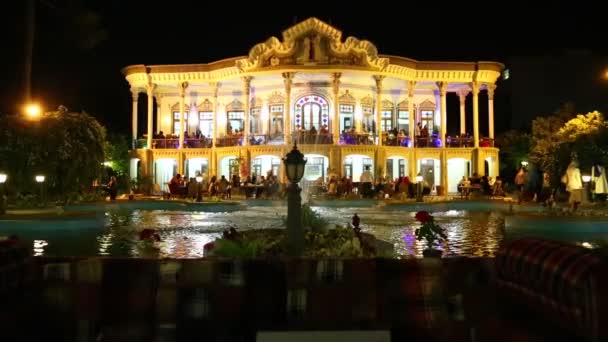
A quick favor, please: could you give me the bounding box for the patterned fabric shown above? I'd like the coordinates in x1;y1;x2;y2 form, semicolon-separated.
495;238;604;341
26;257;459;341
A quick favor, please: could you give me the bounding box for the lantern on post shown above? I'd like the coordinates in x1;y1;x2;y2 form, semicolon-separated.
282;143;307;256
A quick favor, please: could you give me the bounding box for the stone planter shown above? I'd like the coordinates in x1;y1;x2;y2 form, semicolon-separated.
423;248;443;258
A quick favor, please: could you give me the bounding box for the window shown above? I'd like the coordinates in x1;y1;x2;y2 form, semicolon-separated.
268;105;284;135
362;105;374;132
339;104;354;113
173;112;188;135
294;95;329;130
381;110;393;132
421;110;434;133
198;112;213;138
398;110;409;133
227;111;244;133
250;107;261;134
252;158;262;177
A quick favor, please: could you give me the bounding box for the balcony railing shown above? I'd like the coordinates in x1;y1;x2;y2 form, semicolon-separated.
133;134;495;149
340;132;374;145
291;132;333;145
216;135;243;147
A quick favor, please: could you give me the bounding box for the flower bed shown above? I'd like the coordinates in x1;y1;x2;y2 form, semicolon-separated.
205;227;394;258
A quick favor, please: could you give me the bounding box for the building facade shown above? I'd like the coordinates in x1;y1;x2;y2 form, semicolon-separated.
124;18;502;194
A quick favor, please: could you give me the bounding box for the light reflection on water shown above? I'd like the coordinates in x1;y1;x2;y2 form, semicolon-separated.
8;204;607;258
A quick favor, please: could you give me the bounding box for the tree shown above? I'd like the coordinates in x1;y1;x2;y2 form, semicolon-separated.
0;107;106;199
104;134;130;176
529;109;608;185
496;129;530;183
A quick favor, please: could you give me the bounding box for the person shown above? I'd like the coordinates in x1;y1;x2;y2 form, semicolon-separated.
515;167;526;204
539;172;553;206
591;162;608;205
106;176;118;201
564;161;583;211
359;166;374;198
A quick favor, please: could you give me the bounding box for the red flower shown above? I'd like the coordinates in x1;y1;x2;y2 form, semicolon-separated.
415;211;431;223
203;242;215;250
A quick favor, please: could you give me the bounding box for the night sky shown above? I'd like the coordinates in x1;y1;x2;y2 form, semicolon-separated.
2;1;608;136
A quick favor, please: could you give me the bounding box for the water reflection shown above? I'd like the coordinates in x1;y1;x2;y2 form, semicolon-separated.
33;240;48;256
12;204;606;258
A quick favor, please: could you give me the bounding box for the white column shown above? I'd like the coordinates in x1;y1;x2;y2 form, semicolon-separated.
407;81;415;145
283;72;294;144
487;84;496;140
178;82;188;149
210;82;219;147
131;89;139;146
374;75;384;146
437;82;447;145
332;72;341;145
458;89;468;135
146;83;156;149
472;82;480;148
156;95;162;134
242;76;252;145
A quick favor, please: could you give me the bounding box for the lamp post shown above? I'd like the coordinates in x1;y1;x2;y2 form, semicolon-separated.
35;175;45;205
0;173;7;215
196;176;203;202
416;174;424;202
24;104;42;119
283;144;307;256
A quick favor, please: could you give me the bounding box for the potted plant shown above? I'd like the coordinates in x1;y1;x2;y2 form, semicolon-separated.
414;210;447;257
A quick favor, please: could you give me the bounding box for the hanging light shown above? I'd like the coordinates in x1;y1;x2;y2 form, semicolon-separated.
35;175;45;183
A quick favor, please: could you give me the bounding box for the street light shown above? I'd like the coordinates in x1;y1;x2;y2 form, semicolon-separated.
521;160;529;167
35;175;45;205
195;176;203;202
0;173;7;215
416;174;424;202
25;104;42;119
283;143;307;256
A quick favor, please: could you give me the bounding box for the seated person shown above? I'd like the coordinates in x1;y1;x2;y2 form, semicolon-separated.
492;176;505;197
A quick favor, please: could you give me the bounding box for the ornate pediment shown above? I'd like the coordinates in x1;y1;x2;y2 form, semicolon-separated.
171;103;190;111
339;90;356;104
197;99;213;112
268;91;285;104
382;99;394;109
360;95;374;107
250;97;263;108
398;100;409;109
236;17;389;72
419;99;435;109
226;99;244;111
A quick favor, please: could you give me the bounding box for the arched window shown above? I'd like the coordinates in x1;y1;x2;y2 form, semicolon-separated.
381;99;394;132
294;95;329;130
171;103;190;135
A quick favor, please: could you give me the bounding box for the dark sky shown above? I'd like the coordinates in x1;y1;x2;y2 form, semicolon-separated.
2;1;608;136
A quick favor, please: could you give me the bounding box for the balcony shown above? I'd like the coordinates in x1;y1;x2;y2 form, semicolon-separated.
216;135;243;147
340;132;374;145
291;132;333;145
134;138;213;149
248;133;285;145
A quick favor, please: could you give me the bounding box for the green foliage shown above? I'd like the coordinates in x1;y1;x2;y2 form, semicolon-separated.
496;130;531;182
132;175;154;195
14;194;43;209
282;204;329;233
301;204;328;232
529;108;608;185
0;107;106;201
414;215;447;250
212;239;260;258
104;134;130;176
